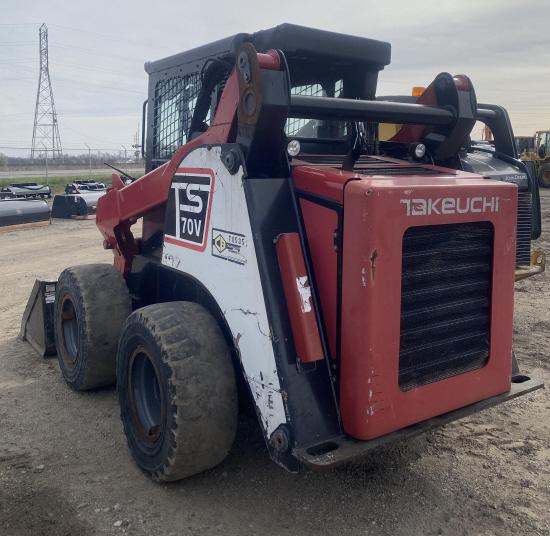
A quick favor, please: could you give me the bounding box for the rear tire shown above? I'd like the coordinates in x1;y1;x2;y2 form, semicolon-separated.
54;264;131;390
116;302;238;482
538;164;550;188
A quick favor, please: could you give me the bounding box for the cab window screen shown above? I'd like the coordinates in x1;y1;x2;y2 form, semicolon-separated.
152;73;208;160
285;80;346;139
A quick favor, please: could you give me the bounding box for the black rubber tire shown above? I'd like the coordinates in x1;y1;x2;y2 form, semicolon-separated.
538;164;550;188
116;301;238;482
54;264;131;391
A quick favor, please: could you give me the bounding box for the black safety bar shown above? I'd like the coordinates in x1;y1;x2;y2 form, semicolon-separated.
290;95;498;129
141;99;148;160
290;95;455;126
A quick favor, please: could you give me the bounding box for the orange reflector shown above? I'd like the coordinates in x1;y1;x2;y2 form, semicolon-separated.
412;86;425;97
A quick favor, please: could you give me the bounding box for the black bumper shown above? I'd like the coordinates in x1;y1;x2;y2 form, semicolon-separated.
294;377;543;468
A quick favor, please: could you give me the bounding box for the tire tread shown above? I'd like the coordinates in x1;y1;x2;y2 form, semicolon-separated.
117;301;237;482
54;264;131;390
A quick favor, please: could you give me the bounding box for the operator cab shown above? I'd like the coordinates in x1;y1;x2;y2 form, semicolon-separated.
143;23;390;173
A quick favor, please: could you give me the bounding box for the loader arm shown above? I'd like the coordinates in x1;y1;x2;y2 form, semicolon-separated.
95;51;281;274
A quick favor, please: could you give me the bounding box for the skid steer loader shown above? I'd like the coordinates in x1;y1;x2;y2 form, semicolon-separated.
21;24;545;481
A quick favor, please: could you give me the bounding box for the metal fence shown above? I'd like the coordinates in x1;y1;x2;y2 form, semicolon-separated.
0;146;144;182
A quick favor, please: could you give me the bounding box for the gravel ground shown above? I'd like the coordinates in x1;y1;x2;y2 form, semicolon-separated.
0;194;548;536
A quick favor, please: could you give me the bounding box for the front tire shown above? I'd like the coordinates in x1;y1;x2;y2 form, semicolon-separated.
54;264;131;390
116;302;238;482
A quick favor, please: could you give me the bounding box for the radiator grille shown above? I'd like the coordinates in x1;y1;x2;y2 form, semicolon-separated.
399;222;493;390
516;191;532;266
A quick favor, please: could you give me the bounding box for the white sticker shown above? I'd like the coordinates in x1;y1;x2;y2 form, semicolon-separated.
211;228;247;265
296;276;312;313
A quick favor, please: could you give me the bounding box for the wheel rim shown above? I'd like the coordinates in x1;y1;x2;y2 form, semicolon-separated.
128;346;163;446
60;295;78;368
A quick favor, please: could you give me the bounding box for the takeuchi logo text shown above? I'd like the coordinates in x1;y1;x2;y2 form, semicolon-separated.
400;196;500;216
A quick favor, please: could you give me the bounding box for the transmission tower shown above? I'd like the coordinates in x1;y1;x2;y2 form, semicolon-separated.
31;23;62;159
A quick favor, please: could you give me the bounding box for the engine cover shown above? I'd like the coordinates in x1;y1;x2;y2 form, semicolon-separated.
340;175;518;440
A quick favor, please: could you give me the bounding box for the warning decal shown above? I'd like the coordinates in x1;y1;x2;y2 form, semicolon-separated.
212;228;247;265
164;169;214;251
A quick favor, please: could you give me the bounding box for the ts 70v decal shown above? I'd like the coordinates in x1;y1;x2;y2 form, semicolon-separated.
164;168;215;251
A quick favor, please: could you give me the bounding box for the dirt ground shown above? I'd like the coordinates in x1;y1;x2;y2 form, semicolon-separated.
0;193;549;536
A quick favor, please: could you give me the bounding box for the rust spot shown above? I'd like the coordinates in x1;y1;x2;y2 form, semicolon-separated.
369;249;378;281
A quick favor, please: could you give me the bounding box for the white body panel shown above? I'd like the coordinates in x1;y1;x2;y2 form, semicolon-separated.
162;146;287;436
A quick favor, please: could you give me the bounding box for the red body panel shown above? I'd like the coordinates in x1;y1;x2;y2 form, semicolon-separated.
294;163;517;440
293;165;353;203
299;199;339;358
276;233;323;363
339;176;517;440
292;157;467;203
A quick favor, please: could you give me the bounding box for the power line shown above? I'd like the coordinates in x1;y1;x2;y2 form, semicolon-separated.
50;42;144;64
48;23;173;54
53;75;144;95
53;60;137;77
0;145;134;151
0;59;138;79
0;59;35;64
0;65;145;95
0;42;38;46
0;57;140;77
60;123;121;147
2;110;139;119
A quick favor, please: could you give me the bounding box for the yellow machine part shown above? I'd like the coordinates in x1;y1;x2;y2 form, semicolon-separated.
379;123;402;141
515;249;546;282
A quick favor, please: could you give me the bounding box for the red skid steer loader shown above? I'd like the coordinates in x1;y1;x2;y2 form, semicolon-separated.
21;24;545;481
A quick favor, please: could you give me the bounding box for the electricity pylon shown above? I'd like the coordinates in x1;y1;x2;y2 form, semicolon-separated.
31;23;62;159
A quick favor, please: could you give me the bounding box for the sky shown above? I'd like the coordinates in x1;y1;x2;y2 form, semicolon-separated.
1;0;549;156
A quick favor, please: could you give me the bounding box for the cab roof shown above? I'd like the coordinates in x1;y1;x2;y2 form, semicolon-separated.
144;23;391;75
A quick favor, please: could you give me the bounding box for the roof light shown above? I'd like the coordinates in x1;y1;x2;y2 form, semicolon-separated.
412;86;425;97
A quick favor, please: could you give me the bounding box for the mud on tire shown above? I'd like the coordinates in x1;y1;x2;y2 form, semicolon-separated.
54;264;131;390
116;301;238;482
